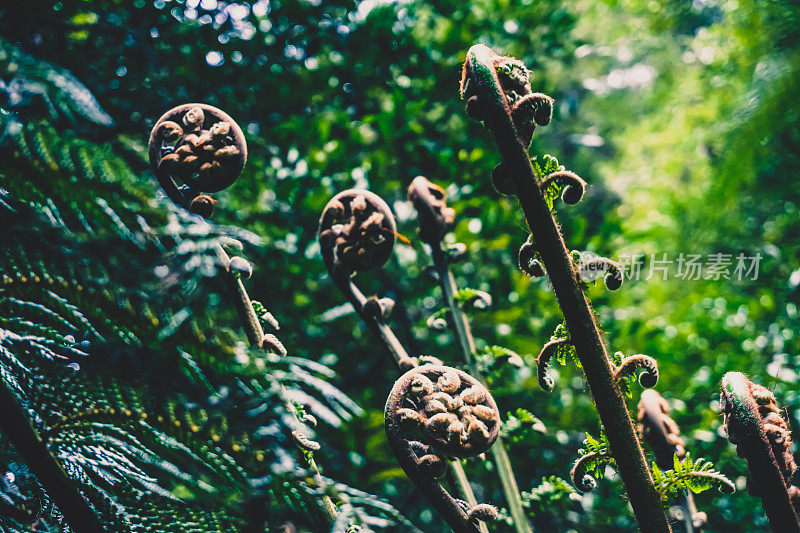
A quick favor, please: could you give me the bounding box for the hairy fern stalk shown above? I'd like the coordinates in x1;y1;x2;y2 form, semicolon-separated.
0;37;403;532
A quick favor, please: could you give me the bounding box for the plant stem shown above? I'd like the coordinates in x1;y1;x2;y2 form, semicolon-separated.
682;493;699;533
333;273;488;533
721;372;800;531
431;245;533;533
333;275;417;370
467;45;671;532
0;378;105;532
215;244;340;525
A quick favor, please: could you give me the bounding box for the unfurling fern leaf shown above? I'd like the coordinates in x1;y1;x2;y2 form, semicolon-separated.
570;432;616;492
651;454;735;499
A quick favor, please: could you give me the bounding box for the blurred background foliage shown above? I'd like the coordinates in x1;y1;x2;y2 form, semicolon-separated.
0;0;798;530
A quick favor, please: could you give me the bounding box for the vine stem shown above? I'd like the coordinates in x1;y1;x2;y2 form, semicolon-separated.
466;44;671;532
0;378;105;532
214;244;340;524
332;273;488;533
430;244;533;533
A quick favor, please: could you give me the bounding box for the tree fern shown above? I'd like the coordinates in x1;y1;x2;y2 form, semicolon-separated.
0;36;403;531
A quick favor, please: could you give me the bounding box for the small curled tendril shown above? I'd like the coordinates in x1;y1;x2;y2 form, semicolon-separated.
262;334;288;357
518;235;545;278
637;389;686;466
298;412;318;428
148;103;247;213
537;338;570;392
407;176;455;245
576;256;623;290
467;504;499;523
446;242;468;263
570;452;600;492
614;354;659;389
461;289;492;310
317;189;397;278
539;170;587;206
385;365;500;532
292;430;321;452
363;296;395;322
426;313;449;332
228;256;253;279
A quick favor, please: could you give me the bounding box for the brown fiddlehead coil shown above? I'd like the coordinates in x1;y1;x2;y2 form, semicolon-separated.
385;365;500;532
148;103;247;213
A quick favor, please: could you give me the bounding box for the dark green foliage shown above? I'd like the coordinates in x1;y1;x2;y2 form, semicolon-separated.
521;475;577;518
0;0;797;530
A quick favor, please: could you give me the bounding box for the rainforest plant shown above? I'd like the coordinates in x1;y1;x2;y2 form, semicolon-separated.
408;174;533;532
0;41;404;532
720;372;800;531
2;5;796;530
456;43;737;532
638;389;708;532
317;188;500;532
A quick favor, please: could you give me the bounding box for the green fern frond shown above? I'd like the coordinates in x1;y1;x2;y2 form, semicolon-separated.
651;454;735;499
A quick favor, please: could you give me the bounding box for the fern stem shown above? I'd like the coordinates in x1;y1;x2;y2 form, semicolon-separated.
464;44;671;532
682;493;700;533
333;274;417;370
721;372;800;531
430;244;533;533
214;244;340;525
331;271;488;531
216;245;264;346
0;377;105;532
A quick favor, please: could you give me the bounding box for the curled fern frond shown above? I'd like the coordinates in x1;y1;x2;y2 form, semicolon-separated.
318;189;397;278
613;354;659;389
571;432;615;493
575;255;623;291
539;170;587;207
721;372;800;527
453;287;493;310
637;389;686;468
148;103;247;212
518;235;545;278
570;452;600;492
385;365;500;532
536;338;569;392
536;323;579;391
407;176;455;244
426;309;449;331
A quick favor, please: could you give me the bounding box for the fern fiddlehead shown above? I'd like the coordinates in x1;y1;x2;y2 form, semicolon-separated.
318;188;416;371
148;107;348;528
319;188;495;530
613;354;659;389
721;372;800;531
460;43;670;532
535;324;575;393
385;365;500;532
570;432;615;493
148;103;247;214
408;175;532;533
